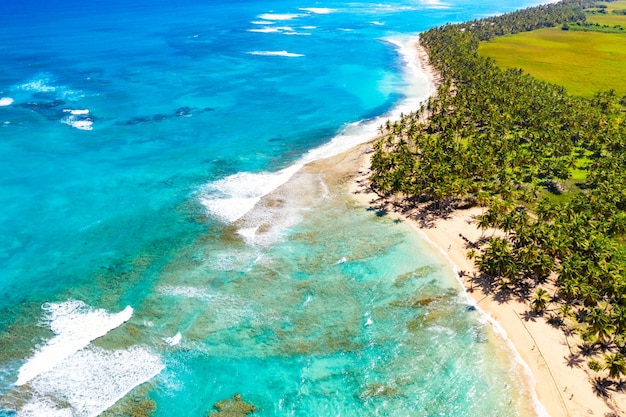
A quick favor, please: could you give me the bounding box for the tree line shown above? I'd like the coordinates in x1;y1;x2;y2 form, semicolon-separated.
370;0;626;385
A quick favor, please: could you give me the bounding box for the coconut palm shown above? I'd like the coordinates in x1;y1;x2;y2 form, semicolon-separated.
531;288;551;313
604;352;626;380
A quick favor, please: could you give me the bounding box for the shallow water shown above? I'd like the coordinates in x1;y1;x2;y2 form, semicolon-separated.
1;0;550;415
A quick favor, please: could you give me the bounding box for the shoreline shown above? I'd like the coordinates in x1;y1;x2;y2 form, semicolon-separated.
310;39;619;417
344;128;616;417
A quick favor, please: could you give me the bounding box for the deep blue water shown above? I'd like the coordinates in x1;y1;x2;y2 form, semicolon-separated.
1;0;550;416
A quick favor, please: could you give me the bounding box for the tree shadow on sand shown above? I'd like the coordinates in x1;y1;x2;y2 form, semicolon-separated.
565;352;585;368
357;188;463;229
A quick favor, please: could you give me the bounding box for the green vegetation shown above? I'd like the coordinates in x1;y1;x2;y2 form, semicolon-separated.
370;0;626;389
598;0;626;13
585;13;626;25
478;0;626;97
478;29;626;97
566;21;625;32
571;0;626;28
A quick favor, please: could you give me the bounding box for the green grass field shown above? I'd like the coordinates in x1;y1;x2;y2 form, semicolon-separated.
478;28;626;97
582;0;626;25
585;13;626;26
598;0;626;13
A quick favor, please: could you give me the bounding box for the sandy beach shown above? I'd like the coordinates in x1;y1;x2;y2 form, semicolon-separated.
304;40;624;417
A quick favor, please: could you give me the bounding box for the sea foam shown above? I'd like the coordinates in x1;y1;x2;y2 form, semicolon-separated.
159;285;214;299
19;346;163;417
16;300;133;386
248;27;281;33
299;7;336;14
0;97;14;106
199;164;301;223
164;332;182;346
64;108;89;115
419;0;451;9
19;75;57;93
247;50;304;57
258;13;303;20
200;37;432;224
61;114;93;130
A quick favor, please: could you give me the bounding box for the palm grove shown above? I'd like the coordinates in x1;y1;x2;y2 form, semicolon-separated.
370;0;626;387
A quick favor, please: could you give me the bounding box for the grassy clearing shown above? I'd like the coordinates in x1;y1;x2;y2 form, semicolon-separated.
478;28;626;97
584;1;626;26
598;0;626;13
585;13;626;26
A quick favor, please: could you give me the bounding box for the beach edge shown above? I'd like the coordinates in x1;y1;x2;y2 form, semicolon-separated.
310;39;618;417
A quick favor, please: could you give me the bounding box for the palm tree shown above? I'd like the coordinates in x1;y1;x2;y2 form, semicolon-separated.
476;237;515;280
531;288;551;313
604;352;626;380
586;308;615;344
611;304;626;335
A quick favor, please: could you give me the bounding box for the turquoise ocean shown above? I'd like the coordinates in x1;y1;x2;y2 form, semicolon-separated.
0;0;551;415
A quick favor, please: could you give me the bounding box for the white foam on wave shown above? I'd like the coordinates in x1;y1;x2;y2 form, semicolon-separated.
248;25;310;36
251;20;275;24
61;116;93;130
18;346;163;417
207;250;262;272
385;36;437;116
300;7;336;14
164;332;182;346
0;97;14;106
19;75;57;93
258;13;303;21
236;201;305;247
18;397;73;417
237;226;260;246
199;162;301;223
16;300;133;386
63;108;89;115
159;285;214;299
200;36;432;224
248;27;281;33
17;73;83;101
247;50;304;57
419;0;451;9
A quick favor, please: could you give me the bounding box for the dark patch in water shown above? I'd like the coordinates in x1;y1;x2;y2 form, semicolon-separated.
151;113;169;121
19;100;67;120
175;106;192;117
209;394;256;417
24;99;66;109
119;116;152;126
117;106;213;125
19;101;95;127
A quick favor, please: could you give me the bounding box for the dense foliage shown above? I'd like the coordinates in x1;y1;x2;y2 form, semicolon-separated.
370;0;626;384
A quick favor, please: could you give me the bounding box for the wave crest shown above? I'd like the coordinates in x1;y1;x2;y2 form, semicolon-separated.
16;300;133;386
247;50;304;57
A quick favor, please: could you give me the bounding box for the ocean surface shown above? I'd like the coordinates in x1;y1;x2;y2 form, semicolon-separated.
0;0;550;415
